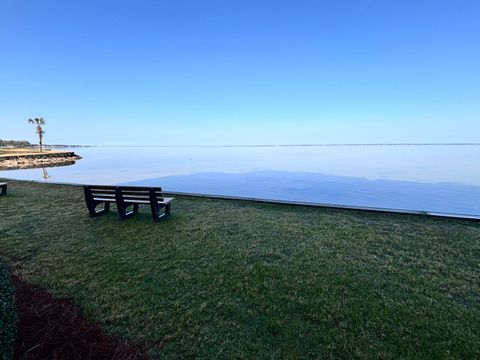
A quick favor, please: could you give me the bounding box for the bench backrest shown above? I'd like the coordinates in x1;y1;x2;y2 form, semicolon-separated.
84;185;164;203
84;185;117;202
118;186;164;203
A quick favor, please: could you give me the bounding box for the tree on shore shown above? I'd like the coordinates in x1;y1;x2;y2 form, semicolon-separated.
28;118;46;152
0;139;31;148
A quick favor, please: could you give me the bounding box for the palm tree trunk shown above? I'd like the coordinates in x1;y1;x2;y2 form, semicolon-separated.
37;127;43;152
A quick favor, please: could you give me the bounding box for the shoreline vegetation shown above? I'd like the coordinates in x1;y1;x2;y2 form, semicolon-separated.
0;148;81;170
1;180;479;359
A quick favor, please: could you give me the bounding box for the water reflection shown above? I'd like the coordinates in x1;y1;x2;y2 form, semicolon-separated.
0;159;77;171
41;168;51;182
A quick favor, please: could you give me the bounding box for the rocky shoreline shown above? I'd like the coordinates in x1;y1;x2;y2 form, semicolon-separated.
0;153;81;170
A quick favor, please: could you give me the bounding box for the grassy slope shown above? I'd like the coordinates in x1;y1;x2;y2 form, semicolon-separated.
0;148;53;157
0;148;74;159
0;180;479;359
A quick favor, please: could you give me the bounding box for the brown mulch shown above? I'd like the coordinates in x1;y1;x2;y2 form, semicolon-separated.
13;276;148;360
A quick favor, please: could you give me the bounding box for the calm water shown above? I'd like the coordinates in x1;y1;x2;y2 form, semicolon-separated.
2;145;480;216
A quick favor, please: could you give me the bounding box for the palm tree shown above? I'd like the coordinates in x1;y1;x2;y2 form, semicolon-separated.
28;118;46;152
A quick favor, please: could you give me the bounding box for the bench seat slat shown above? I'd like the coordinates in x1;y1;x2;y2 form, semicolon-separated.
90;190;162;194
92;197;173;204
93;197;116;202
122;197;152;201
123;197;174;204
121;194;151;198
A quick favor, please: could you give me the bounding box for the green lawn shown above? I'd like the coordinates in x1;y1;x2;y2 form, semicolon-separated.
0;148;56;157
1;180;479;359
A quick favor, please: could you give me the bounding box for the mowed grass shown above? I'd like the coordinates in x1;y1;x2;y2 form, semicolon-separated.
0;148;56;157
1;180;479;359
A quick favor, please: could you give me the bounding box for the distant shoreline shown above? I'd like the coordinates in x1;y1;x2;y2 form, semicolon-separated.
43;142;480;148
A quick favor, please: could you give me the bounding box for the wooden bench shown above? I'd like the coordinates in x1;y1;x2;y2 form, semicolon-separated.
0;182;7;196
83;185;174;222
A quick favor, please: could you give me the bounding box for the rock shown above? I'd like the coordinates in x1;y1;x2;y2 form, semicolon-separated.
0;154;82;170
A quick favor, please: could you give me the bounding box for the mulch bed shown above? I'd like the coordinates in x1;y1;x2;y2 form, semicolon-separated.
13;276;147;360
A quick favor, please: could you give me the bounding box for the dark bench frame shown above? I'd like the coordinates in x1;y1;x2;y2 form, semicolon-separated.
83;185;173;222
0;182;7;196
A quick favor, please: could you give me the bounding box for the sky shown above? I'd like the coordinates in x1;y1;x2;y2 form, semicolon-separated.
1;0;479;146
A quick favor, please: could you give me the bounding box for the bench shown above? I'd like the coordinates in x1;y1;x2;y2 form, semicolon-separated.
83;185;174;222
0;182;7;196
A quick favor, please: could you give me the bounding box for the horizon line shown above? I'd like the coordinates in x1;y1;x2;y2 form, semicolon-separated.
41;142;480;148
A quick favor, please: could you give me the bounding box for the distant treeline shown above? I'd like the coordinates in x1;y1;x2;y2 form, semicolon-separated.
44;144;91;148
0;140;90;148
0;139;32;147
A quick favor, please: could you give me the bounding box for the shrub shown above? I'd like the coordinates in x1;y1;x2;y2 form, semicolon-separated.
0;265;16;360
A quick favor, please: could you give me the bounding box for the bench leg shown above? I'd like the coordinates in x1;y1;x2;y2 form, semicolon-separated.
88;202;110;217
165;203;171;217
0;185;6;196
150;202;159;221
118;203;139;220
151;203;171;222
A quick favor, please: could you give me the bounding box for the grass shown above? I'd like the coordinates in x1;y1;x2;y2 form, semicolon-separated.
1;180;479;359
0;263;16;359
0;148;63;157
